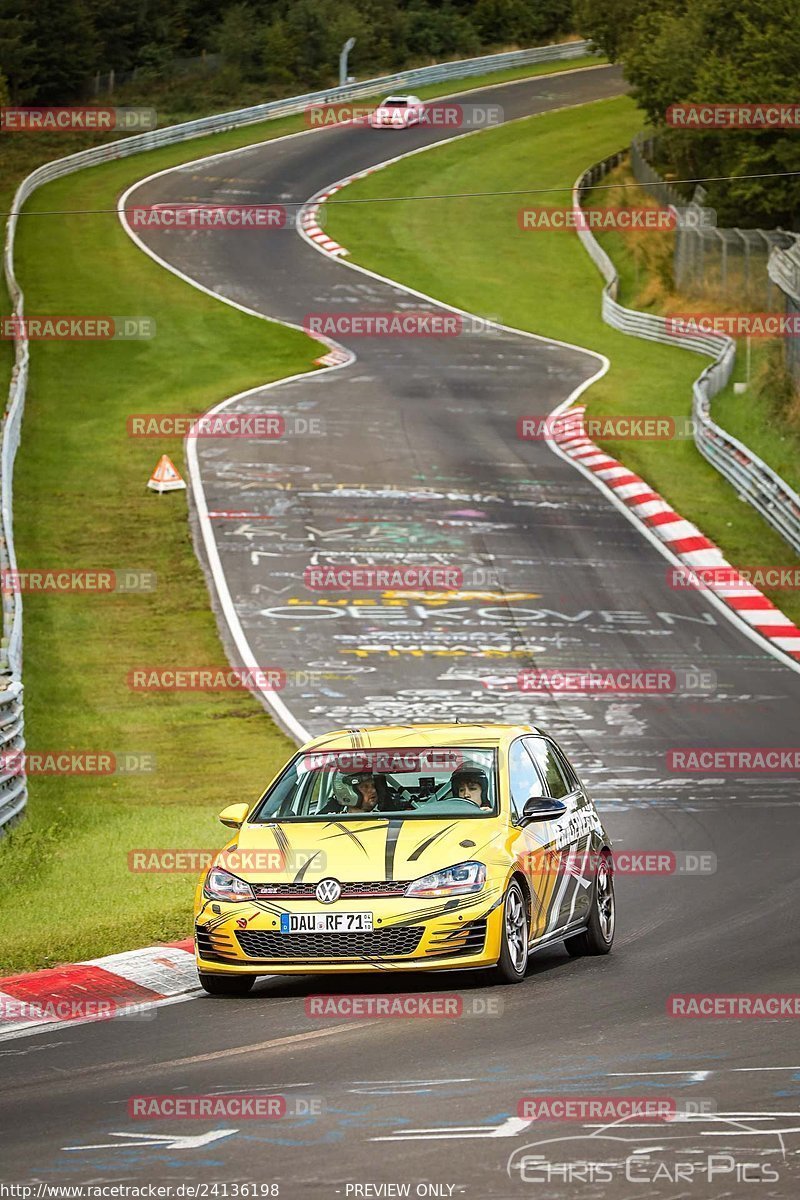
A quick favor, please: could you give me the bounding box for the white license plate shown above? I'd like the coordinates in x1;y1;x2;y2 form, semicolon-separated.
280;912;374;934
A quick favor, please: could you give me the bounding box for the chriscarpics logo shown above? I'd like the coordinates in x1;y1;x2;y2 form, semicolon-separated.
506;1109;789;1187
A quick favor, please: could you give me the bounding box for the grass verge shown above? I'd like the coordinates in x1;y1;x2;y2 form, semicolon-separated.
0;116;321;974
324;95;800;623
0;59;607;974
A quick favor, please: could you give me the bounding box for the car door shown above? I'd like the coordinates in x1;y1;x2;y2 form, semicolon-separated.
507;737;571;942
524;736;597;930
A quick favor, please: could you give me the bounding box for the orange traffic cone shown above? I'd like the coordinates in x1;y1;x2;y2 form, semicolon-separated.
147;454;186;494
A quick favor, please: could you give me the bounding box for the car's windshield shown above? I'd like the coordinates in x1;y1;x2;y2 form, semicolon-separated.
250;747;497;821
383;98;408;107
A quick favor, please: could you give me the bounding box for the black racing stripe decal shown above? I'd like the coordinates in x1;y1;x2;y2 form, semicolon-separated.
269;823;293;867
384;818;403;881
293;851;321;883
481;892;506;919
323;820;371;856
381;887;502;928
407;823;456;862
320;820;388;841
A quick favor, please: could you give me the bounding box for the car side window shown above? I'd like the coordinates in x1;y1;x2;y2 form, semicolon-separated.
551;743;582;793
508;738;545;820
523;737;572;799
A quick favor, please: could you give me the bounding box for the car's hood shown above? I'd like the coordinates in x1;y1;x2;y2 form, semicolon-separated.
225;817;505;884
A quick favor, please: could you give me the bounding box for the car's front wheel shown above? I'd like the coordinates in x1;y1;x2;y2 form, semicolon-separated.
564;850;615;957
492;880;529;984
198;971;255;996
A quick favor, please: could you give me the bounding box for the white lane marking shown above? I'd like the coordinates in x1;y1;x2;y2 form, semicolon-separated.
347;1080;474;1089
373;1116;532;1141
701;1126;800;1137
732;1066;800;1072
119;170;357;745
608;1067;800;1076
608;1069;711;1081
0;992;201;1044
162;1019;378;1068
0;1040;68;1056
63;1130;237;1151
349;1077;477;1094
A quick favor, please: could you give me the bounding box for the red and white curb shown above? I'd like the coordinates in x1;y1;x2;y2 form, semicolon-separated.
300;169;379;258
552;405;800;662
314;346;351;367
0;938;197;1038
299;180;351;256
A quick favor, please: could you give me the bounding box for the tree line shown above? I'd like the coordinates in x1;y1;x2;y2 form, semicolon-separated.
575;0;800;227
0;0;572;105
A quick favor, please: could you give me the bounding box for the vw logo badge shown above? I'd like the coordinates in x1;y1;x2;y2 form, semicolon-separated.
316;878;342;904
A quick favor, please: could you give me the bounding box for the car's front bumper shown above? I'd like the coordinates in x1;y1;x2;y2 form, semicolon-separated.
195;889;504;976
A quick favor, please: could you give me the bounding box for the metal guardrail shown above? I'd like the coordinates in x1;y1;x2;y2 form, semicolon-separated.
0;40;594;830
768;241;800;381
769;240;800;303
573;153;800;556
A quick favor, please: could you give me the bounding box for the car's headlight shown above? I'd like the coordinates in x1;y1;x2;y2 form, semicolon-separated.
405;861;486;898
204;867;253;902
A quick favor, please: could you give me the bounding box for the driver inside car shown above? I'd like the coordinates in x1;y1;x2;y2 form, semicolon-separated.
320;771;383;815
450;760;491;807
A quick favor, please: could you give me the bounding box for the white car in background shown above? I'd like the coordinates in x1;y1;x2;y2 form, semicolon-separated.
369;95;425;128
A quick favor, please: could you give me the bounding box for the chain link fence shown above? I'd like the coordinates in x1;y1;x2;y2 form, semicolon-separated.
630;133;792;308
91;54;223;96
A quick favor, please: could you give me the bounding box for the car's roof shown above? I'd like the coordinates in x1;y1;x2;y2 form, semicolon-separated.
380;95;416;103
300;723;541;752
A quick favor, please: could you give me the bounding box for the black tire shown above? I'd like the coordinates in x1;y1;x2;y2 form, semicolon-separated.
198;971;256;996
491;880;529;984
565;849;615;957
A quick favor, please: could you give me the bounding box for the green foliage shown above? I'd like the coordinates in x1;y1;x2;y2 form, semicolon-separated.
19;0;99;103
10;0;577;105
754;337;797;422
0;3;38;103
580;0;800;226
403;2;481;61
573;0;656;62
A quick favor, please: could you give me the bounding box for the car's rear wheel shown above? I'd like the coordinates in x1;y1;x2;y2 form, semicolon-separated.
492;880;529;984
198;971;255;996
564;850;615;957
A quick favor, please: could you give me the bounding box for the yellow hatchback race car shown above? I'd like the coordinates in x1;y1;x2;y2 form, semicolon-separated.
194;723;614;993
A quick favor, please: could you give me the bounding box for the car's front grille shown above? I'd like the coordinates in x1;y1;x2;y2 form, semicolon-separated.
235;926;423;960
252;880;410;900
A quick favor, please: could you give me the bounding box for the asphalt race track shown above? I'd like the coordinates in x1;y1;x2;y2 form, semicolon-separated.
3;65;800;1198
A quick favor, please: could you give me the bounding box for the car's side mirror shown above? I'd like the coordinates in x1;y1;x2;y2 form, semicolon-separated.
218;802;250;829
520;797;568;824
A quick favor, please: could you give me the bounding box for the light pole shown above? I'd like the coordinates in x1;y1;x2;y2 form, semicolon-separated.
339;37;356;88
